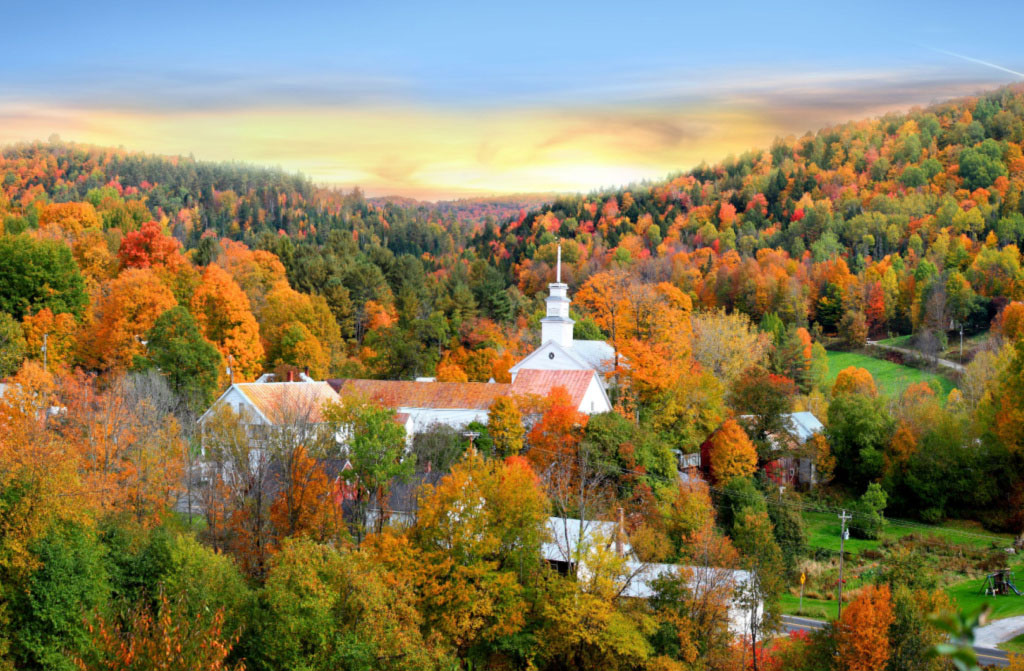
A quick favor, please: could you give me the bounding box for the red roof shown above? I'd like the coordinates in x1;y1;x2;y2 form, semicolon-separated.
510;369;595;409
328;379;511;410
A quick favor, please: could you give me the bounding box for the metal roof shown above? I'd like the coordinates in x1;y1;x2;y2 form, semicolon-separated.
510;368;596;408
329;378;512;411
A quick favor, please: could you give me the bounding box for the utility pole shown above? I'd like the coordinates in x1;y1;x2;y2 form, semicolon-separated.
838;509;851;620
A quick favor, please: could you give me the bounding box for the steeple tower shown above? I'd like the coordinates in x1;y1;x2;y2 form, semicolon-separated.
541;243;574;348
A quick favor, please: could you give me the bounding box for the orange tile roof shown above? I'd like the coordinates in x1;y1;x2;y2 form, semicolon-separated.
235;381;339;424
329;379;512;410
510;369;595;408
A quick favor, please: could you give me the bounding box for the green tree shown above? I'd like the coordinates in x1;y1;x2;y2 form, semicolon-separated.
827;393;894;488
136;306;223;411
0;236;87;320
959;141;1007;191
9;523;109;671
249;538;441;671
0;313;27;377
487;396;525;458
732;508;784;669
324;396;413;540
851;483;888;540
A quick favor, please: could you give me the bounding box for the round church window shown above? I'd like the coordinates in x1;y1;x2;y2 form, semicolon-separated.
548;352;555;359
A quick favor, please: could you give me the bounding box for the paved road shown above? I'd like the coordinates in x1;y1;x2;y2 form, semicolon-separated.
866;340;966;373
976;615;1024;648
780;615;1010;667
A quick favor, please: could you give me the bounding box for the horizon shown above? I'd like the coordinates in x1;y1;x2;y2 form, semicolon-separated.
2;1;1023;200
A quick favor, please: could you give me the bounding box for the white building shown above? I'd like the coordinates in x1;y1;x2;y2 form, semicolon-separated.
199;245;616;443
509;246;616;386
543;516;762;637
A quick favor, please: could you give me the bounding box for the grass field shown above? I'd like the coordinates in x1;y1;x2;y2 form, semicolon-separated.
782;510;1024;621
825;350;955;399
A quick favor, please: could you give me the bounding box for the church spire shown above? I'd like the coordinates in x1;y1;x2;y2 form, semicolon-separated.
541;242;574;348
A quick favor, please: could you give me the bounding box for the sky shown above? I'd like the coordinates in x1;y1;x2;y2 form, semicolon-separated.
2;0;1024;200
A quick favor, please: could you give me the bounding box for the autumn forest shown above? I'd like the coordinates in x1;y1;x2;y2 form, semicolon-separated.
4;83;1024;671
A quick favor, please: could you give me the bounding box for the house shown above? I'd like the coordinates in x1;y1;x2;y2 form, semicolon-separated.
758;412;825;488
543;516;761;636
701;411;825;488
328;378;508;439
199;380;340;429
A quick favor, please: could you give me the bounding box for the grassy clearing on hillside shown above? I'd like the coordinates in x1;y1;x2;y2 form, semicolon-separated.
825;350;955;399
781;509;1023;621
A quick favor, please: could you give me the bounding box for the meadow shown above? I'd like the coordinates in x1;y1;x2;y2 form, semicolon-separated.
825;350;956;399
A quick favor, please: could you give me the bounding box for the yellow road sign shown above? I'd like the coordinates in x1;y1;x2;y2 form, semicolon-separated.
800;572;806;585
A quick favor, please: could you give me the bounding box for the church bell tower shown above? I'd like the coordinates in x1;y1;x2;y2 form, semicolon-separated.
540;244;574;348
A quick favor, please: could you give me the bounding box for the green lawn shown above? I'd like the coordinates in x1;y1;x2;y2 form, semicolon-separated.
877;335;914;348
1000;632;1024;654
825;350;955;399
947;575;1024;621
780;592;839;620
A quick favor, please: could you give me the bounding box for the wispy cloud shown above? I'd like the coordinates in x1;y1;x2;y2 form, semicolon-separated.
929;48;1024;79
0;66;1017;199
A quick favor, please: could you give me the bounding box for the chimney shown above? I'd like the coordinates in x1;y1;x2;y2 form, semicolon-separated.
287;370;294;383
616;507;625;557
303;365;310;379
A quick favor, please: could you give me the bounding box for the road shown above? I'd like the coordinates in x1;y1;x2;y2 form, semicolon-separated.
866;340;966;374
780;615;1010;667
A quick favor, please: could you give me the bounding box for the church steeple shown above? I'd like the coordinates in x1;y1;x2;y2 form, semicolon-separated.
541;243;574;348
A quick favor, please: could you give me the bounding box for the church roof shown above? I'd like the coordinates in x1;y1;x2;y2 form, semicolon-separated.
510;369;595;408
570;339;616;373
328;378;511;411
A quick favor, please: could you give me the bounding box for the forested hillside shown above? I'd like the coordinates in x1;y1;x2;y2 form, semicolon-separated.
3;87;1024;671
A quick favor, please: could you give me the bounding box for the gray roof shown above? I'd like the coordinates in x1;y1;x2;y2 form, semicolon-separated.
543;516;633;563
620;562;753;599
570;340;616;373
787;412;824;442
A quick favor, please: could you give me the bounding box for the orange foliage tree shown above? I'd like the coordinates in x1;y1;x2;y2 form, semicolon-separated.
39;201;101;236
77;268;177;372
117;221;186;270
995;301;1024;342
21;308;77;370
835;583;894;671
190;264;264;380
708;419;758;483
58;371;185;523
832;366;877;397
525;386;588;472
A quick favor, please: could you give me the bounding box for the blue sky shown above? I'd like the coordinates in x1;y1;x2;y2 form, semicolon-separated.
2;0;1023;197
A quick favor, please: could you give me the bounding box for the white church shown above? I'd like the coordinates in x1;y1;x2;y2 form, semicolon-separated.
201;247;616;439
